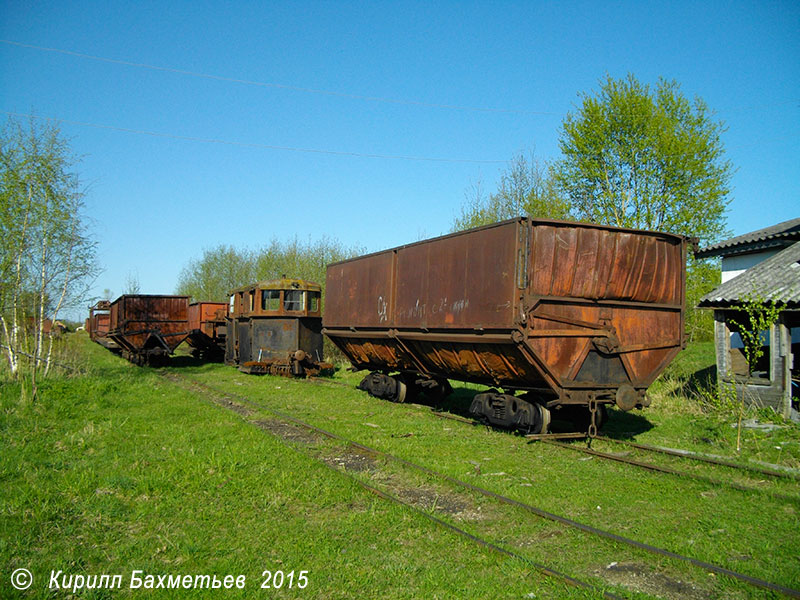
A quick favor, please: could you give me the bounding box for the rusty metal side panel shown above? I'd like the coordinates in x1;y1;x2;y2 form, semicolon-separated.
393;220;520;329
188;302;228;334
324;251;395;328
328;334;549;389
108;295;190;353
89;313;110;340
529;223;684;304
325;220;522;330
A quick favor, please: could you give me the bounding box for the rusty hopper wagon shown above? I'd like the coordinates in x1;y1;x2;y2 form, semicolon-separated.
107;295;190;365
323;218;689;434
226;278;332;377
185;301;228;360
87;300;120;352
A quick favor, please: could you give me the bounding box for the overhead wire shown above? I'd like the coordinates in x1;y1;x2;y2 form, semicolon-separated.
0;38;559;116
2;111;508;164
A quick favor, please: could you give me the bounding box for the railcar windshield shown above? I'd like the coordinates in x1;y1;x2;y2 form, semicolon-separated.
262;289;280;311
284;290;304;311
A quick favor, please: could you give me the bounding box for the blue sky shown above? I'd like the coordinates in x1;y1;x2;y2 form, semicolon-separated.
1;1;798;319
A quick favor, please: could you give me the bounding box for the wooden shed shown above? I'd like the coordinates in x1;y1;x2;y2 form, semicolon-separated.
697;219;800;419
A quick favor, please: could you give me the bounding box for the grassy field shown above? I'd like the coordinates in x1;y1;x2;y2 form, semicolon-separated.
1;334;799;599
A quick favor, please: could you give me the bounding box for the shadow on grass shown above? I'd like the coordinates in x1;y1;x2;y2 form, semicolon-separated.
415;385;658;437
677;364;717;400
166;355;216;369
601;409;655;438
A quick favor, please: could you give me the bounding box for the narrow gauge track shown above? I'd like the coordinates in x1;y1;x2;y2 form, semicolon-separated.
309;376;800;486
167;371;800;599
162;372;620;600
591;435;800;481
541;439;800;505
311;378;800;502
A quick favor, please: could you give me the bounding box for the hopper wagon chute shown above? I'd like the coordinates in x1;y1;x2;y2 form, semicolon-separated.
323;218;690;434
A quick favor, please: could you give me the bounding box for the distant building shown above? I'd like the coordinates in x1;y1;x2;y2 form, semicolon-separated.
697;218;800;419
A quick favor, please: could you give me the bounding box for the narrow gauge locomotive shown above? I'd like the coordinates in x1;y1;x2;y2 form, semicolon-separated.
225;278;333;377
323;218;690;434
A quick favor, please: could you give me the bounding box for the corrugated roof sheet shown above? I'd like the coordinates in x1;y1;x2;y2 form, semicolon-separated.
699;241;800;308
696;217;800;258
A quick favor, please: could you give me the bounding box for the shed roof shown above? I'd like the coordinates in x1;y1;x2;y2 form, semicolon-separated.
695;217;800;259
699;242;800;308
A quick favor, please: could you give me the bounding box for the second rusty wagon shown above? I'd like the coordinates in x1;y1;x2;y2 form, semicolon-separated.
323;218;690;433
185;301;228;360
87;300;120;352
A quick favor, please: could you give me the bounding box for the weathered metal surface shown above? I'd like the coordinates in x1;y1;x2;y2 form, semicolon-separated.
324;217;688;411
225;278;330;377
107;295;190;363
87;300;119;351
185;301;227;359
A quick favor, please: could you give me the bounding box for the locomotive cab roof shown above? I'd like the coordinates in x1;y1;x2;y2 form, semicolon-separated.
228;277;321;296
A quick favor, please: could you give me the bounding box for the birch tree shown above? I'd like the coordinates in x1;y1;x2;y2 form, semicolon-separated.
453;152;572;231
0;116;98;395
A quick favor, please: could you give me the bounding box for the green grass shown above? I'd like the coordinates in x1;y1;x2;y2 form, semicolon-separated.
2;336;799;598
173;342;800;598
1;336;595;599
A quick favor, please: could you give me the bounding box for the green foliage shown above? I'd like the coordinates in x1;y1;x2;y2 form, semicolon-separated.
176;236;365;302
685;256;721;342
453;152;572;231
553;74;732;246
727;290;784;378
0;115;98;386
175;245;256;302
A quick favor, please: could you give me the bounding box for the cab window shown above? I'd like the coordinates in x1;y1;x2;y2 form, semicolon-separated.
309;292;320;313
284;290;304;312
262;289;280;311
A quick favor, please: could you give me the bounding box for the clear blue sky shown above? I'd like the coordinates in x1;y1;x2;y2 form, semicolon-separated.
1;1;798;319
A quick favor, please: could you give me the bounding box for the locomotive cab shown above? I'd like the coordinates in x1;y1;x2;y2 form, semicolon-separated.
225;278;330;377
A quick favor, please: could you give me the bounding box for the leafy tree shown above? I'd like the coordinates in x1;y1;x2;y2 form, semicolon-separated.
176;237;364;304
553;73;732;246
0;116;98;395
175;245;256;303
453;152;572;231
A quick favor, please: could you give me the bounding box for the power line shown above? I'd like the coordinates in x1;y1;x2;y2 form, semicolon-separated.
3;39;796;119
0;38;559;116
2;111;508;164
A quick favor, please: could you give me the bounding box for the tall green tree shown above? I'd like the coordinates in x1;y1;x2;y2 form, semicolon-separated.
0;116;98;391
453;152;572;231
553;74;732;246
